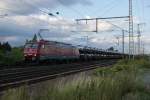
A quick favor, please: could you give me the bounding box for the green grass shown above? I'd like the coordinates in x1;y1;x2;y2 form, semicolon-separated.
1;58;150;100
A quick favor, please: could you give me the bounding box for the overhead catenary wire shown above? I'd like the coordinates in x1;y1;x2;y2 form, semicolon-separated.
141;0;146;23
91;0;122;18
56;0;85;18
20;0;132;51
91;0;117;15
134;0;146;55
19;0;63;21
19;0;48;14
18;0;78;31
135;0;142;22
99;0;121;17
0;7;18;15
75;16;129;33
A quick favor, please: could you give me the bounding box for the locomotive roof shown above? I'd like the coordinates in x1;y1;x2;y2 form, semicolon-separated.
26;40;78;48
39;40;76;47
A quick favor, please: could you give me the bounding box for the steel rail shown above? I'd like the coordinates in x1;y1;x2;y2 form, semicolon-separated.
0;60;117;92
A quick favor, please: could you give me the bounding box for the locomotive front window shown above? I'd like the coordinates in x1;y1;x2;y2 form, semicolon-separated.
25;43;38;48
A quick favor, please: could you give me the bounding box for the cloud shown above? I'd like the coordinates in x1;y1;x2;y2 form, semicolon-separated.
0;13;128;50
0;0;149;53
0;0;92;15
0;14;78;46
0;0;121;49
0;15;46;37
76;20;114;32
56;0;92;6
0;36;17;42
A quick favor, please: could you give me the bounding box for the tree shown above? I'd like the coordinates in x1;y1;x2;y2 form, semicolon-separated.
107;47;114;51
32;34;37;42
0;42;2;49
26;39;29;43
2;42;12;52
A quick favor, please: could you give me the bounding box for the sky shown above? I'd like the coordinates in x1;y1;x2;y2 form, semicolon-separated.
0;0;150;54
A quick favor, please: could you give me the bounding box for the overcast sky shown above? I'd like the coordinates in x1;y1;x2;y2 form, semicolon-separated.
0;0;150;54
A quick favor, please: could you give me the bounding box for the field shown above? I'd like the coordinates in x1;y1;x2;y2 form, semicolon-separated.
1;57;150;100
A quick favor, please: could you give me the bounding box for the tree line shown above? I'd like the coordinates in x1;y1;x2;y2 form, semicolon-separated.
0;42;12;52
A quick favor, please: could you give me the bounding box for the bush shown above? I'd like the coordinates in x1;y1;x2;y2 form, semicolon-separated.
0;47;23;65
95;58;150;77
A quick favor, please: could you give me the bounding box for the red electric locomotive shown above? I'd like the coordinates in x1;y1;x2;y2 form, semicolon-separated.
24;40;80;61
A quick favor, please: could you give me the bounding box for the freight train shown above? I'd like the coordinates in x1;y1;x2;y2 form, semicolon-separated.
24;39;124;62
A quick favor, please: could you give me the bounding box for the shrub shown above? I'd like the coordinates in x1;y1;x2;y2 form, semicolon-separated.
0;47;23;65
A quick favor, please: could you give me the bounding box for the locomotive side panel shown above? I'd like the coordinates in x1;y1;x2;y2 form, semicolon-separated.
39;43;58;60
39;41;80;60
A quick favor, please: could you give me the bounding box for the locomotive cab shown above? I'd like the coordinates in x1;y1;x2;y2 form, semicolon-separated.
24;42;39;61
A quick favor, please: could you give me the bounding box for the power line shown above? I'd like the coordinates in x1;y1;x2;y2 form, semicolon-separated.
0;14;8;18
137;24;141;55
19;0;46;14
0;7;18;14
98;0;121;17
141;0;146;22
137;23;145;55
76;16;129;21
19;0;77;30
76;16;129;33
56;0;84;17
91;0;117;16
135;0;141;22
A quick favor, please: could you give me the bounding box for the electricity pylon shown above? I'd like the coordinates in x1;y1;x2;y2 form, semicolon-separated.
129;0;134;59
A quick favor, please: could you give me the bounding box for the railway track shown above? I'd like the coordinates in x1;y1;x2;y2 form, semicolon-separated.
0;60;118;92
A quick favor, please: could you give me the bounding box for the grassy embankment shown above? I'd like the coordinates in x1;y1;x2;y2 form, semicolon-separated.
1;57;150;100
0;47;23;65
